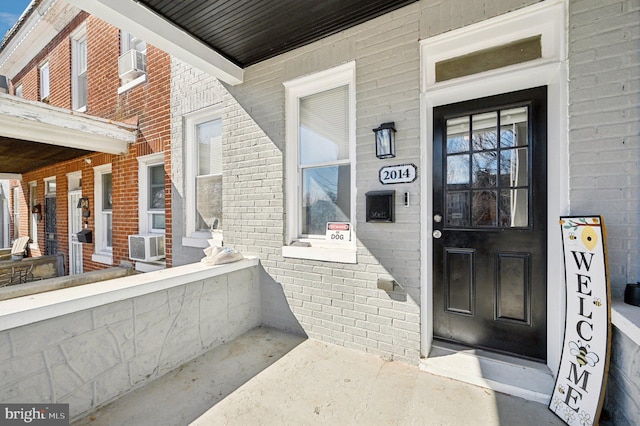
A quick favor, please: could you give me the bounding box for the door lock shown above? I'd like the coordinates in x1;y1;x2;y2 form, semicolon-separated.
433;214;442;223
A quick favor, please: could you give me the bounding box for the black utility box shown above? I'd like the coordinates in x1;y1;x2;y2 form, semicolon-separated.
77;229;93;243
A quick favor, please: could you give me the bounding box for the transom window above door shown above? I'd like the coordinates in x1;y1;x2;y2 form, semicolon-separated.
444;105;530;229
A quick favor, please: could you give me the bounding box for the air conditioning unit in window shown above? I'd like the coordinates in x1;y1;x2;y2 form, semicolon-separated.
128;234;165;262
118;49;146;82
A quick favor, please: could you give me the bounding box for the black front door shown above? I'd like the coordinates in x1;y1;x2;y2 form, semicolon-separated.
45;195;58;255
433;86;547;361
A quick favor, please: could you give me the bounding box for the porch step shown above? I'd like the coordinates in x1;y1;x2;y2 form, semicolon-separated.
419;341;554;404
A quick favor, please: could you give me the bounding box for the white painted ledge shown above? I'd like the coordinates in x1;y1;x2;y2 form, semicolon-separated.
612;298;640;346
0;257;258;332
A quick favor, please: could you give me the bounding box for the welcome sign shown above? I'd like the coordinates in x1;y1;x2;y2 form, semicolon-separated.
549;216;611;426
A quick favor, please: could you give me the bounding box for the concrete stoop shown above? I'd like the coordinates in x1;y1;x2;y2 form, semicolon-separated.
421;341;555;405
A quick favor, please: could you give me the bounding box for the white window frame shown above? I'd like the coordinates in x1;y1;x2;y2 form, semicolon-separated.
137;153;165;235
39;61;50;102
182;105;223;248
92;164;113;264
282;61;357;263
15;84;23;98
29;181;37;244
71;25;88;112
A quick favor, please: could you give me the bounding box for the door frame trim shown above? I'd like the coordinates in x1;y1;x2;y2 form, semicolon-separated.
419;0;568;375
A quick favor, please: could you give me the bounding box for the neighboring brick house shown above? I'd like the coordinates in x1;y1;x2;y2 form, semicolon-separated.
0;0;171;273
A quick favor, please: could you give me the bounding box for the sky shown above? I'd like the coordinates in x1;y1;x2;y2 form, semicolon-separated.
0;0;33;40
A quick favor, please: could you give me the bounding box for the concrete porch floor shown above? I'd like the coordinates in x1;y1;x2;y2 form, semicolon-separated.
72;327;564;426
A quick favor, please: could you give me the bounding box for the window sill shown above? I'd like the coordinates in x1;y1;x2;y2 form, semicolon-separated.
282;243;357;264
92;252;113;265
612;298;640;346
118;74;147;94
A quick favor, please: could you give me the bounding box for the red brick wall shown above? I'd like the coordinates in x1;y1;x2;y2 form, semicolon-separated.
9;13;172;271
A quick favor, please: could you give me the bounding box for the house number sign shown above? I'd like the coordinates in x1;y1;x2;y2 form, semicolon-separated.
549;216;611;426
378;163;417;185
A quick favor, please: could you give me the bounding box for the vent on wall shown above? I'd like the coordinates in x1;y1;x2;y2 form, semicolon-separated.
128;234;165;262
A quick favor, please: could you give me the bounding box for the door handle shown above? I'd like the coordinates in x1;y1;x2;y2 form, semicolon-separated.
433;230;442;239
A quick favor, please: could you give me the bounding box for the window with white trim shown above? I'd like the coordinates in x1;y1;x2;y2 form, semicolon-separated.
71;26;87;111
93;164;112;263
283;62;357;263
15;84;23;98
183;106;223;248
39;62;50;103
137;153;165;234
29;182;37;243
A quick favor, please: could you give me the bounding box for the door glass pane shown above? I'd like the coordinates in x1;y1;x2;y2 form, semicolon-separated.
500;189;528;227
446;192;470;227
301;165;350;236
472;151;497;188
472;112;497;150
472;190;497;226
447;154;470;187
499;148;528;188
446;116;470;153
444;104;532;229
500;107;528;148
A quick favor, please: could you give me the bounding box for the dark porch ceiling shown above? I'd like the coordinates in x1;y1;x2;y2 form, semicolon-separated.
136;0;418;67
0;138;92;175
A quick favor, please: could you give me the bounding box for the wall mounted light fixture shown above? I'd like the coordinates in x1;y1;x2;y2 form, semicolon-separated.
373;122;396;159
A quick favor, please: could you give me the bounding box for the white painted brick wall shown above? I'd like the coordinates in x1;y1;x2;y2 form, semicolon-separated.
169;0;639;372
568;0;640;297
568;1;640;423
168;0;545;365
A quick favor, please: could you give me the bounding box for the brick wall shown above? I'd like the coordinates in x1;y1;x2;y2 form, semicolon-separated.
568;0;640;298
169;58;232;266
9;13;172;271
568;0;640;423
170;0;548;365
